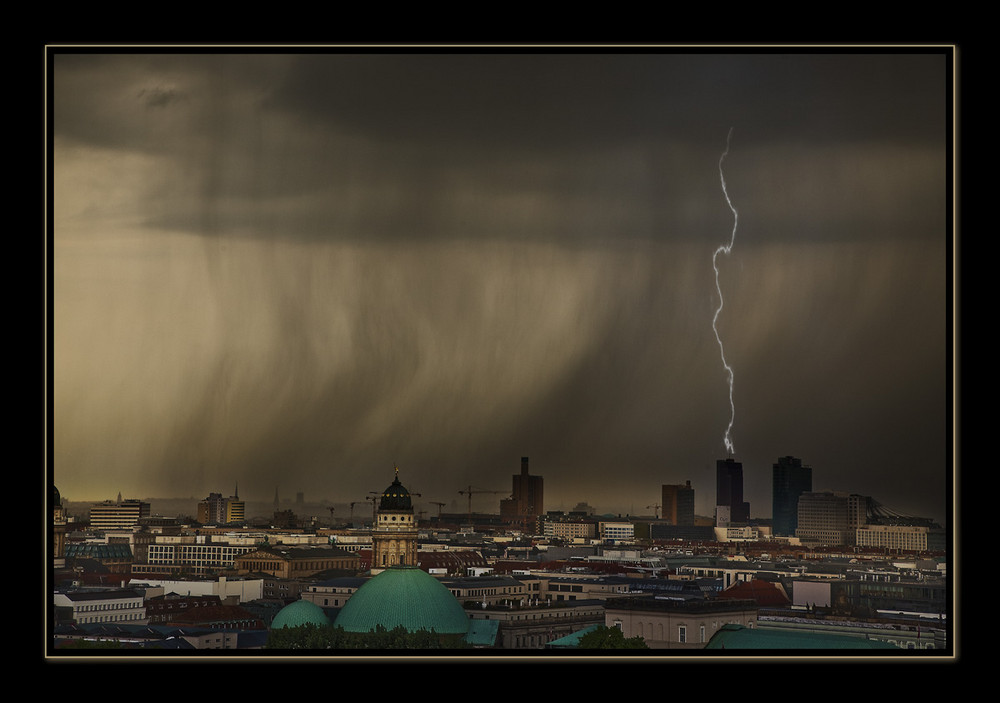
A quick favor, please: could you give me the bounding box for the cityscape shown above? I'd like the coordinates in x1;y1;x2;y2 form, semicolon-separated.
47;47;954;658
50;452;951;654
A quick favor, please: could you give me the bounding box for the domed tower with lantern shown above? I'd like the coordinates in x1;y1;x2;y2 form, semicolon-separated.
371;466;418;573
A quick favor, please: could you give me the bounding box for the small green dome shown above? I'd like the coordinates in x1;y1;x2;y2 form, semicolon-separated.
334;565;469;635
271;599;331;630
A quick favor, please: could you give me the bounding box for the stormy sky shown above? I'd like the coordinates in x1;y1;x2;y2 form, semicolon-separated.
50;49;951;524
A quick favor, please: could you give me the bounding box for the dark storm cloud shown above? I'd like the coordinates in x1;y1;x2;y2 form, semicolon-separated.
271;52;946;150
53;52;947;248
51;49;951;525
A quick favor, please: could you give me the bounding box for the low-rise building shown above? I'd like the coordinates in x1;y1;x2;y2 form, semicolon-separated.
465;599;605;649
127;576;264;604
855;523;946;552
53;588;148;626
603;596;758;649
144;594;223;624
599;521;635;542
232;544;361;579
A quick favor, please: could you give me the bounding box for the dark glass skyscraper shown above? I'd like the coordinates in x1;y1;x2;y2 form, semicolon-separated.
772;455;813;536
716;458;750;525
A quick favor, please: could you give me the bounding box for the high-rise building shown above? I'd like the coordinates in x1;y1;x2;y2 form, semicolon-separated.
197;487;245;526
716;458;750;526
771;456;813;537
662;481;695;526
502;457;544;522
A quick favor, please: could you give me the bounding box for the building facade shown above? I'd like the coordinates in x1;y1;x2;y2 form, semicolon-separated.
502;457;544;524
142;538;259;576
465;600;605;649
370;468;418;571
604;596;759;649
855;524;946;552
89;497;151;531
53;588;148;626
599;521;635;542
796;491;868;546
197;491;246;526
233;544;361;578
771;456;812;536
662;481;695;526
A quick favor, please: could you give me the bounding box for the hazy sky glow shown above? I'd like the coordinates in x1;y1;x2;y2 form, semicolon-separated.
50;49;952;523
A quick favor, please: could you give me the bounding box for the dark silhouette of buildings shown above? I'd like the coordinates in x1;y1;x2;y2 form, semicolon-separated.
501;457;544;526
772;456;813;536
661;481;695;526
715;458;749;526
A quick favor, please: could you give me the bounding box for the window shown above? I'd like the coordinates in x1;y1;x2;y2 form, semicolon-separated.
678;626;687;643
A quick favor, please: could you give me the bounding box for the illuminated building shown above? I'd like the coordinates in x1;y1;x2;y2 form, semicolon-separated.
197;486;245;526
370;467;418;572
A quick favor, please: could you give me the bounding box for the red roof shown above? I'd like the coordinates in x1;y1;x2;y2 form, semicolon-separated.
717;579;790;607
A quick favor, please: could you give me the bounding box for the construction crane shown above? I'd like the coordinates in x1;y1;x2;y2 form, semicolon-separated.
458;486;508;522
431;501;446;518
646;504;661;519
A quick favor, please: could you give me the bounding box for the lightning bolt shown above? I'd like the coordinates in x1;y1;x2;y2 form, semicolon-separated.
713;127;738;456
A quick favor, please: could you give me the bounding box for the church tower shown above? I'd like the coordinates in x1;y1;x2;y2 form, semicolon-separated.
371;466;418;573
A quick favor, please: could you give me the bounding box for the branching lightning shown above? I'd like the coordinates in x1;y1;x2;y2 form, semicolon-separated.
713;127;738;457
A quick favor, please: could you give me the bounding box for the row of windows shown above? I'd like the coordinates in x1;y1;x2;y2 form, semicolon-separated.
148;546;253;555
75;601;142;612
77;612;144;624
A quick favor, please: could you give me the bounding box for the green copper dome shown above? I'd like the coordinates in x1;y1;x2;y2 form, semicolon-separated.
334;565;469;635
271;599;331;630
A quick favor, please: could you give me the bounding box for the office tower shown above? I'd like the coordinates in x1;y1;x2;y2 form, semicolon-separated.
89;497;151;530
511;456;544;520
772;456;813;537
662;481;695;526
716;458;750;526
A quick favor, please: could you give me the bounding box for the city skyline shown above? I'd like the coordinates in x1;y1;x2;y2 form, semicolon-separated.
50;47;952;525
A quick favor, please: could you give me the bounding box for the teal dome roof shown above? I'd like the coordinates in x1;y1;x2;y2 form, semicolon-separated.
334;565;469;635
271;599;331;630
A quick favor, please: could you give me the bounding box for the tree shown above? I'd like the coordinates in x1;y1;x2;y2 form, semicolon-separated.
577;626;649;649
265;623;469;650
